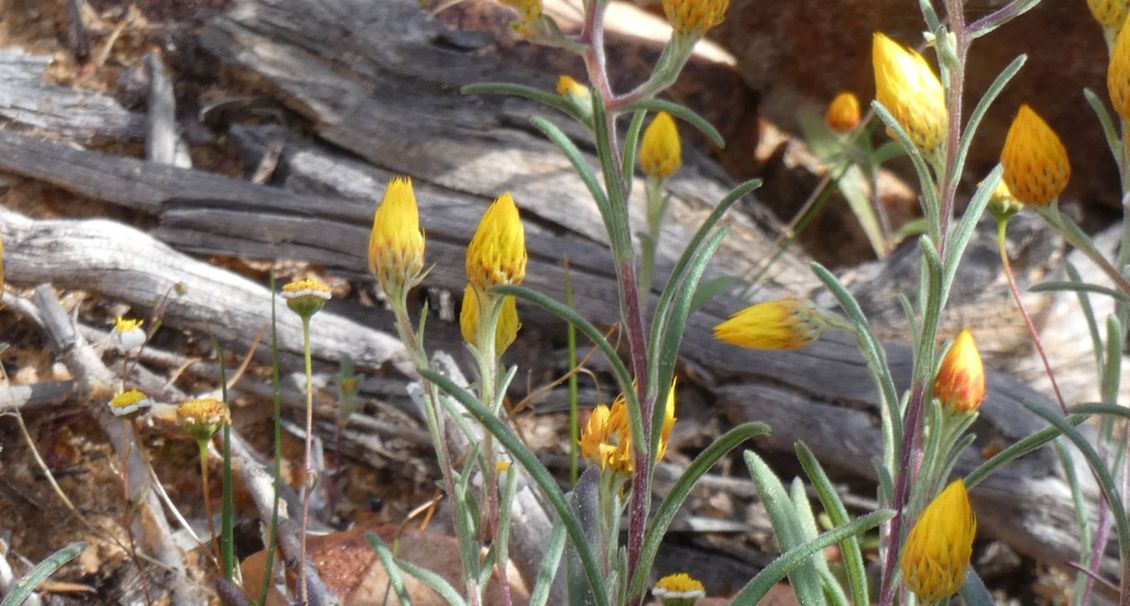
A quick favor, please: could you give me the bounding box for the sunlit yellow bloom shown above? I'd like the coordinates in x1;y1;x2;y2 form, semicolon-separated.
1111;23;1130;120
1000;105;1070;206
825;92;862;134
901;480;977;602
557;75;588;98
652;572;706;606
640;112;682;179
466;193;527;291
714;298;826;351
662;0;729;35
459;284;521;355
112;316;146;351
1089;0;1128;28
579;402;634;476
369;177;426;293
109;388;152;418
656;381;678;461
281;278;331;318
177;398;232;444
501;0;542;30
872;32;947;155
934;329;986;414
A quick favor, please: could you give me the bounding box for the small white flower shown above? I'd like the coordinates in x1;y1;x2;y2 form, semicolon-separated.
109;389;152;417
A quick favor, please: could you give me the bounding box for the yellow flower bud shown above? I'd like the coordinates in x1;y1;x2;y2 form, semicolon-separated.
466;193;527;291
281;278;331;318
661;0;730;36
714;298;827;351
652;573;706;606
1000;105;1070;206
934;329;986;414
459;284;521;356
639;111;683;179
825;92;862;134
901;480;977;602
872;32;948;155
1088;0;1128;29
369;177;426;293
177;398;231;444
1111;23;1130;120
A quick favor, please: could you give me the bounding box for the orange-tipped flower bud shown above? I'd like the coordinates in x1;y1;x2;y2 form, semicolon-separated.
714;298;827;351
872;33;948;155
466;193;527;291
639;111;682;179
1111;23;1130;120
369;177;426;293
934;329;986;414
1000;105;1070;206
459;284;521;356
661;0;730;36
1088;0;1128;29
901;480;977;602
825;92;862;134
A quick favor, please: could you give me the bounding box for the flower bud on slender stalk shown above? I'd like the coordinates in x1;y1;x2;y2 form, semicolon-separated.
714;298;828;351
639;111;682;179
280;278;331;318
661;0;730;36
934;329;986;414
177;398;231;445
871;32;948;156
369;177;426;296
901;480;977;602
1000;105;1070;206
825;92;862;134
466;193;527;291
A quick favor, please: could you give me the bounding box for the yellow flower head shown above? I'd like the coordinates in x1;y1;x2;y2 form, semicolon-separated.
369;177;426;293
281;278;331;318
640;112;683;179
714;298;827;351
652;572;706;606
1111;23;1130;121
872;32;948;155
579;400;634;476
661;0;730;36
177;398;232;444
466;193;527;291
1089;0;1128;28
501;0;542;31
825;92;862;134
110;388;152;418
459;284;521;356
112;316;146;350
901;479;977;602
1000;105;1070;206
934;329;986;414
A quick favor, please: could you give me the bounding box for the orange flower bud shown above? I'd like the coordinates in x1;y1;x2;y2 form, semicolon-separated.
1000;105;1070;206
825;92;862;134
661;0;730;36
934;329;986;414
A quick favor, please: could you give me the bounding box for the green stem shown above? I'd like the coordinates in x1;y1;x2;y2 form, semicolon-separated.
298;315;314;604
565;258;580;484
198;440;221;568
259;276;284;606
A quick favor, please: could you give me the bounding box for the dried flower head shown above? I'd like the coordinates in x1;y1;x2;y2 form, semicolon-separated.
872;32;947;155
1089;0;1128;29
459;284;521;355
934;329;986;414
652;572;706;606
661;0;729;36
369;177;426;294
466;193;527;291
177;398;231;444
714;298;827;351
111;316;146;351
281;278;331;318
109;388;152;418
825;92;862;134
1000;105;1070;206
640;111;683;179
579;400;634;476
901;480;977;602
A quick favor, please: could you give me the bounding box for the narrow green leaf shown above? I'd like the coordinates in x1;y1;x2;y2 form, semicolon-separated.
1054;437;1093;561
790;478;848;606
529;521;567;606
620;99;725;148
965;414;1088;488
942;166;999;301
1029;281;1130;304
622;110;647;197
1084;88;1123;168
462;82;583;122
871;101;940;239
627;423;771;597
731;511;893;606
689;275;738;313
419;369;611;606
953;56;1025;185
744;451;826;606
365;532;413;606
958;569;997;605
796;442;869;606
396;558;468;606
530;117;611;221
0;542;86;606
1065;261;1105;372
1102;316;1123;404
591;93;632;259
